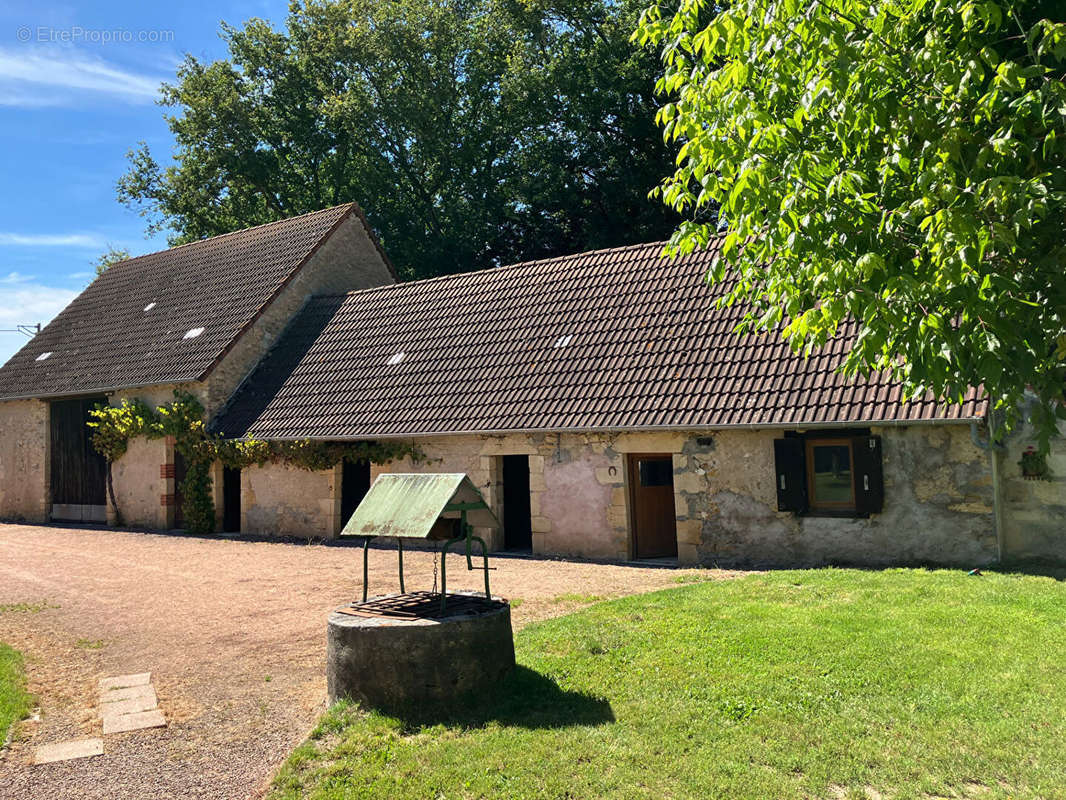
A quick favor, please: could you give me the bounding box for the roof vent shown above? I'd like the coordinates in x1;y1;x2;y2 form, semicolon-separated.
35;351;52;361
553;335;572;348
183;327;204;340
387;351;406;366
144;302;156;312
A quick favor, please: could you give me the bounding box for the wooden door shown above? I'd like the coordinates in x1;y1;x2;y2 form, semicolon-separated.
628;454;678;559
49;396;107;522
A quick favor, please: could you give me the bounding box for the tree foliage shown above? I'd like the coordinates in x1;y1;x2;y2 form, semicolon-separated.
636;0;1066;446
118;0;677;279
91;245;131;277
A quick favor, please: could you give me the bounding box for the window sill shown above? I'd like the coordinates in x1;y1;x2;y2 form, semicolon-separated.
799;509;871;519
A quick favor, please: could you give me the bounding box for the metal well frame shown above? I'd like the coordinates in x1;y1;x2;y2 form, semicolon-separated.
359;502;493;613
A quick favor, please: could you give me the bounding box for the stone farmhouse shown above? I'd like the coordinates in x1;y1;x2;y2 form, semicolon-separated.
0;204;1061;566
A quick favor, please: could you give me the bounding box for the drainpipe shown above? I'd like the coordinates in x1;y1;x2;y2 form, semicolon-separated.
989;448;1006;563
970;396;1036;564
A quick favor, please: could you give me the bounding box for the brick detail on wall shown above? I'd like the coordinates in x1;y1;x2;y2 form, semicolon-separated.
160;493;175;507
160;464;175;478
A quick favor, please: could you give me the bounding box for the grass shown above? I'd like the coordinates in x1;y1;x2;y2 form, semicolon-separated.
270;568;1066;800
0;643;31;747
549;592;604;604
0;601;57;614
75;638;106;650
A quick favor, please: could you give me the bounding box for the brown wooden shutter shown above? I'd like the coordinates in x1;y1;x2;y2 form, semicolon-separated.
774;438;807;512
852;435;884;514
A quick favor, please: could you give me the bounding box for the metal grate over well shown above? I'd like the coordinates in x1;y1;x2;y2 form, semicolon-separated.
335;591;507;620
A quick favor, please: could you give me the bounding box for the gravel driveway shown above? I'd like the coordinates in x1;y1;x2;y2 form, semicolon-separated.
0;523;741;799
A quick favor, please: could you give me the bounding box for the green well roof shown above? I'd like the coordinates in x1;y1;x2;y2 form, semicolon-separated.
340;473;498;539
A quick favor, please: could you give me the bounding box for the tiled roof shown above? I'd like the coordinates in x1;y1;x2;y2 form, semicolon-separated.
213;239;986;439
0;204;375;400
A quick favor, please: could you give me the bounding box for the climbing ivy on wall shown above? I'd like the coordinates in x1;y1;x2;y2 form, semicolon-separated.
88;390;421;534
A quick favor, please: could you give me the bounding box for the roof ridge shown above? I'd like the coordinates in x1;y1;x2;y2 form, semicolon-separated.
106;203;357;269
323;238;700;302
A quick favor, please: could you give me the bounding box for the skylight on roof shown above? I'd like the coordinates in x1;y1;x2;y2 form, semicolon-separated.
183;327;204;340
35;351;52;361
387;351;405;365
553;335;572;348
144;302;156;311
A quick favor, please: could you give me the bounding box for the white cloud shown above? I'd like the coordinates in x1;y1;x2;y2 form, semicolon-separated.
0;232;104;248
0;280;78;366
0;46;167;107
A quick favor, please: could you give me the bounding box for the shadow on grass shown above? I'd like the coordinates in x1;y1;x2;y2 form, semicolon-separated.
376;665;615;731
986;559;1066;581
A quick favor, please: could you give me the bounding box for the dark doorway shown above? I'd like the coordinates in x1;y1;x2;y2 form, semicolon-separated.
173;450;187;529
628;453;678;559
49;396;108;522
222;466;241;532
502;455;532;551
341;459;371;527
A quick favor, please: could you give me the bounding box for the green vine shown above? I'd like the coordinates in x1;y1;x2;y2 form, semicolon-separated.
88;390;421;534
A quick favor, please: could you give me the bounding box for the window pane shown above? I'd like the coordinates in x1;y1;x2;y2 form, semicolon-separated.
638;459;673;487
811;444;852;503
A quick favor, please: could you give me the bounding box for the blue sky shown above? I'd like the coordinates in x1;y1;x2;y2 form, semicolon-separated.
0;0;288;364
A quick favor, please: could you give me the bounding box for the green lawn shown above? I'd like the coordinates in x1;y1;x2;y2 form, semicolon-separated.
0;642;31;747
271;569;1066;800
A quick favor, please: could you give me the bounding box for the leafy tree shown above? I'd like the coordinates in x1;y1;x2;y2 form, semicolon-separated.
118;0;677;279
92;245;131;276
635;0;1066;446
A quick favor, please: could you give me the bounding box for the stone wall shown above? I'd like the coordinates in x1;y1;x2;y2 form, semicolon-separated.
373;430;691;560
674;424;998;567
105;383;203;529
374;425;998;567
998;422;1066;561
0;398;49;522
204;213;395;416
241;461;340;539
110;436;169;529
0;379;1009;568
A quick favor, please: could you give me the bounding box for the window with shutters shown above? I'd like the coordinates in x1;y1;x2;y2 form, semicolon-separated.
774;431;884;517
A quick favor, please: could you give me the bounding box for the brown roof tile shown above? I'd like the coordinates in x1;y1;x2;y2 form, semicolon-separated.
0;204;373;400
213;239;985;439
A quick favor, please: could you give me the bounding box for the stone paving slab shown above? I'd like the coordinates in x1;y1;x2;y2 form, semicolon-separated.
102;709;166;735
99;672;151;691
100;694;158;718
34;738;104;765
99;684;157;704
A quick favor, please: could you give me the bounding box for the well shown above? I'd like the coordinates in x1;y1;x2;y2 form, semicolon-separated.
327;473;516;708
327;591;515;706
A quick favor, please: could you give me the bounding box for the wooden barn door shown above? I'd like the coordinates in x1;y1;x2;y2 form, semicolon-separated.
628;453;678;559
50;396;108;523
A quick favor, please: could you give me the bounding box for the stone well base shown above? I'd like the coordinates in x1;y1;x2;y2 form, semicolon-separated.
326;593;515;707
